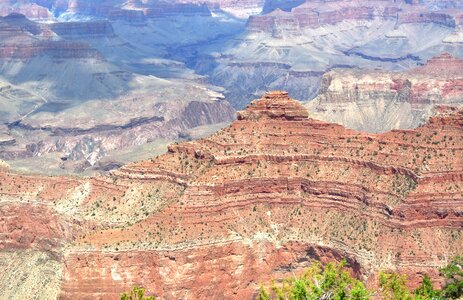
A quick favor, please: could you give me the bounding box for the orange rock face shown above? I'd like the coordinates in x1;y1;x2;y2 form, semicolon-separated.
237;91;309;121
0;91;462;299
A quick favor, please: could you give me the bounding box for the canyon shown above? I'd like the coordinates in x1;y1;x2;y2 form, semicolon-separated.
0;0;463;173
0;1;462;299
0;11;236;174
194;0;463;108
0;91;462;299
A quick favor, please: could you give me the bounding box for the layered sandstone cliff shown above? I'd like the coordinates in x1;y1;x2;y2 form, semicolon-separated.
0;91;461;299
0;13;103;60
247;0;463;34
307;53;463;132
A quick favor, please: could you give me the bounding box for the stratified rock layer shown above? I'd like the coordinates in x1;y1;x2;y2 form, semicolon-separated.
247;0;463;33
237;91;309;120
307;53;463;132
0;91;462;299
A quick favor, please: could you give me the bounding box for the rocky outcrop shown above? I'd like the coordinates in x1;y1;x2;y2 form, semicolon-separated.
411;53;463;77
307;53;463;132
398;10;457;27
0;13;104;60
1;91;462;299
247;0;396;33
49;21;115;39
0;1;53;20
237;91;309;120
60;242;361;299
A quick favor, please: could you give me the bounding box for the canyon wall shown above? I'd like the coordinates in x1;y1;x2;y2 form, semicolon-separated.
0;91;461;299
0;13;237;173
307;53;463;132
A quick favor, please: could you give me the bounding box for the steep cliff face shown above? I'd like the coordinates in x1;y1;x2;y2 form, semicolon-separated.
49;21;115;38
1;91;461;299
307;53;463;132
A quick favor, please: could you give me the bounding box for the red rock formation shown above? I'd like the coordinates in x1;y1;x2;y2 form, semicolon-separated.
1;91;462;298
237;91;309;120
0;14;104;60
246;0;459;34
60;242;361;299
411;53;463;77
308;53;463;132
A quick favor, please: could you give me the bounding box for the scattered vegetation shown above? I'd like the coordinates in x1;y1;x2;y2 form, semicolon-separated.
258;260;370;300
120;286;155;300
258;256;463;300
440;256;463;299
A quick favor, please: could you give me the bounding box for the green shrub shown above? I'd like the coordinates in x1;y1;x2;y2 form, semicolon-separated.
258;260;370;300
440;256;463;299
379;272;413;300
120;286;155;300
414;275;441;299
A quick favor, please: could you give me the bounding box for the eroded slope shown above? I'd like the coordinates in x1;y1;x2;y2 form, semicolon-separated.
1;91;461;299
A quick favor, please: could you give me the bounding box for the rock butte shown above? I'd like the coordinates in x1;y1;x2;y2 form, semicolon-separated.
0;91;462;299
2;1;463;172
237;91;309;121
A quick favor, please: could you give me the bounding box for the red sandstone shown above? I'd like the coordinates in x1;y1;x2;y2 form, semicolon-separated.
0;91;462;298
